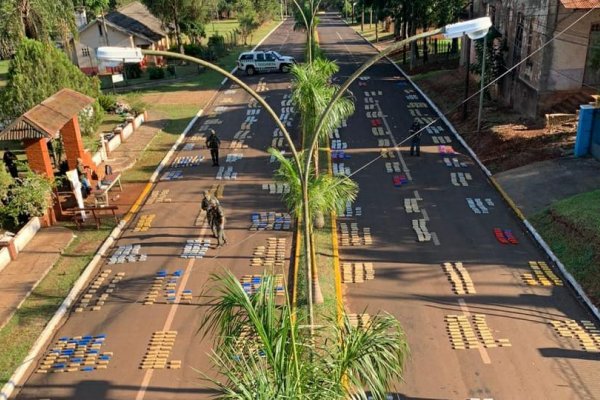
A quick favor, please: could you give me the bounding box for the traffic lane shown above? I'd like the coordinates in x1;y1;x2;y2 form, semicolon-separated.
324;15;600;400
133;25;305;398
320;10;599;344
338;157;596;399
318;12;600;396
15;21;304;399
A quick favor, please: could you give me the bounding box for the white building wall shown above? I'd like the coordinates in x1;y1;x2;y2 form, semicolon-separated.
548;8;600;91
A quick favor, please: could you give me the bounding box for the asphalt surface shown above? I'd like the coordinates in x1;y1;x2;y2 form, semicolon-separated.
317;15;600;400
15;20;305;400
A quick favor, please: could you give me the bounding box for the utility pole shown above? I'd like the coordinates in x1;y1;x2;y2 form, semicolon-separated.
462;0;473;121
477;3;489;133
370;7;372;29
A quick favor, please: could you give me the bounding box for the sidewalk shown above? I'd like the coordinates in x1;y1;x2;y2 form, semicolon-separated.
0;226;73;329
0;110;166;330
495;156;600;216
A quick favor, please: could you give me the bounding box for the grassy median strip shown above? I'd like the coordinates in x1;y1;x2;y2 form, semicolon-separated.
530;189;600;305
0;19;282;387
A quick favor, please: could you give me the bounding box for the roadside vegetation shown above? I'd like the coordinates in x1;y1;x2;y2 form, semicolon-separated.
530;190;600;305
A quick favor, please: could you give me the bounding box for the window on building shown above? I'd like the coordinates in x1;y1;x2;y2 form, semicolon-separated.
82;47;90;57
98;22;103;36
513;12;524;64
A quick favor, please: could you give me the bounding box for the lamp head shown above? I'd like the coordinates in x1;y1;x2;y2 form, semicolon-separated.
97;46;144;63
443;17;492;40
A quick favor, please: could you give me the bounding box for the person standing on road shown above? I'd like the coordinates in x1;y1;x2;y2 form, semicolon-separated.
211;203;227;247
409;121;423;157
206;129;221;166
2;147;18;178
201;190;220;228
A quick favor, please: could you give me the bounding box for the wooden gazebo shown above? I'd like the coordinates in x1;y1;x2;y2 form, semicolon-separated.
0;88;98;178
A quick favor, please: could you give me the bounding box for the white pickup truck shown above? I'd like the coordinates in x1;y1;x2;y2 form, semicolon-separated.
237;50;296;76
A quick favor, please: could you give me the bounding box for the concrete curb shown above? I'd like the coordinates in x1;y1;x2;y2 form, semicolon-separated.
347;18;600;322
0;29;277;397
220;19;286;86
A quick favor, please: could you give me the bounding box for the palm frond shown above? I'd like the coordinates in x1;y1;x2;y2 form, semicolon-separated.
330;313;410;400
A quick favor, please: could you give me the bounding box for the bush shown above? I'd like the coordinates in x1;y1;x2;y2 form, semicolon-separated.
124;92;147;116
148;66;165;80
208;34;227;58
0;166;54;230
182;43;204;58
98;94;117;112
125;63;143;79
166;64;176;76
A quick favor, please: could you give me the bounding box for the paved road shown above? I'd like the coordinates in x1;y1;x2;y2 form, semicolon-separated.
318;15;600;400
15;20;305;400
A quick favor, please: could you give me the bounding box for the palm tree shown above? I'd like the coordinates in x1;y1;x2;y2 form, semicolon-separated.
291;58;355;179
200;271;410;400
269;148;357;304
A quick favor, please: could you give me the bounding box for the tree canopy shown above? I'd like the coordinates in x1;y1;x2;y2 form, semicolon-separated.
0;0;78;59
0;39;103;135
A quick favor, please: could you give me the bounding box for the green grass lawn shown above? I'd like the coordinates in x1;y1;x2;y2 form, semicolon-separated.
0;223;116;386
530;189;600;304
205;19;241;40
122;103;200;183
0;60;9;88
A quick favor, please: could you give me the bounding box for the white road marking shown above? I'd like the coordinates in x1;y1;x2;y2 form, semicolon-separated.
421;209;429;221
136;225;207;400
413;190;421;200
374;100;411;180
431;232;440;246
336;32;357;62
458;299;491;364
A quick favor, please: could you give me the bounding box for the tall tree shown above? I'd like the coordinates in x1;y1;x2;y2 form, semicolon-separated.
236;0;260;45
0;0;77;59
0;39;103;135
291;58;355;176
142;0;213;53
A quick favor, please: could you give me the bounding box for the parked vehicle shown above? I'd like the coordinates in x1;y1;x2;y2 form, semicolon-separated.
237;50;295;76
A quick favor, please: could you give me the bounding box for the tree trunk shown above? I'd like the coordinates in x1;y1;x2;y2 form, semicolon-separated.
313;210;325;229
172;6;184;54
310;226;323;303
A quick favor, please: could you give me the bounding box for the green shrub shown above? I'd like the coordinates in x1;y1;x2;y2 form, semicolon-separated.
124;92;147;115
148;66;165;80
98;94;117;112
182;43;204;58
125;63;142;79
166;64;176;76
0;166;54;230
208;34;227;58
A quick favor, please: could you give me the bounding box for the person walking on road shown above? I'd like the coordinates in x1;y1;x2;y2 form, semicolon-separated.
409;121;422;157
2;147;18;178
206;129;221;166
